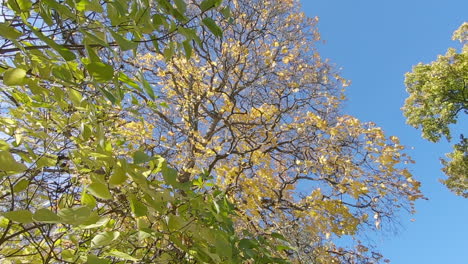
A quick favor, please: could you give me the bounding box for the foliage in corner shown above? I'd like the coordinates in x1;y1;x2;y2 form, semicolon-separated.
403;22;467;197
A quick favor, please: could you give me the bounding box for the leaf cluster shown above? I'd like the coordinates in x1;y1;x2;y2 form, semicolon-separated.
403;22;467;197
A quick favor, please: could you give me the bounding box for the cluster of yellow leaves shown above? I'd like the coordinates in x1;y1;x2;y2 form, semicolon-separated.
128;0;424;262
113;120;155;151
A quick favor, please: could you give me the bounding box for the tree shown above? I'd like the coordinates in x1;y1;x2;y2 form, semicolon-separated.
0;0;290;263
128;0;424;263
403;22;467;197
0;0;424;264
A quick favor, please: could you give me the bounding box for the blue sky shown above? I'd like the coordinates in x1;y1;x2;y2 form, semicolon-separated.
300;1;467;263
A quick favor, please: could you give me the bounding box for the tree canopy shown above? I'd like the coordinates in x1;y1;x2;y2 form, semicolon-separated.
0;0;424;263
0;0;288;263
403;22;467;197
128;0;423;262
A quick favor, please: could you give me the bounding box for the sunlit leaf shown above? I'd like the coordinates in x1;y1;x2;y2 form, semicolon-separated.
110;30;138;51
0;151;27;172
82;217;110;229
86;62;114;82
33;209;62;223
139;73;156;100
81;191;97;208
86;254;110;264
109;166;127;185
129;195;148;217
91;231;120;248
3;68;27;86
2;210;33;224
88;182;112;200
58;206;92;225
0;23;22;40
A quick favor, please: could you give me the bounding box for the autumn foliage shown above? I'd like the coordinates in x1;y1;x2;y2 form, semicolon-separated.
0;0;424;263
130;0;423;262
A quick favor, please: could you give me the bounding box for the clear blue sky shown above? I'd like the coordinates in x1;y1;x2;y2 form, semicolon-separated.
300;1;467;263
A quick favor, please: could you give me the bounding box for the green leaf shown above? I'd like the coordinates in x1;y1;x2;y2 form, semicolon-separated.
13;179;29;193
118;72;140;90
30;27;76;61
81;123;92;140
2;210;33;224
76;0;103;12
167;214;185;231
270;232;287;241
36;156;57;168
82;217;109;229
58;206;92;225
80;211;100;226
107;1;127;26
0;23;22;40
171;7;187;22
108;250;139;261
182;40;192;59
109;30;138;51
109;166;127;186
82;31;109;47
152;14;165;29
69;89;83;105
174;0;187;13
81;191;97;208
42;0;74;18
33;209;62;223
213;200;220;214
7;0;32;12
139;73;155;100
85;45;101;63
133;150;151;164
215;234;232;258
0;140;9;151
38;2;53;25
200;0;217;11
88;182;112;200
202;18;223;37
3;68;27;86
156;0;173;12
61;249;75;262
276;244;296;251
129;195;148;217
99;87;117;104
86;62;114;82
86;254;110;264
239;238;257;249
163;45;174;60
220;6;231;18
0;151;27;172
162;166;178;186
137;217;149;229
91;231;120;248
52;65;73;82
